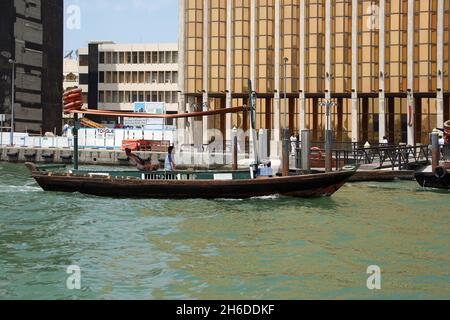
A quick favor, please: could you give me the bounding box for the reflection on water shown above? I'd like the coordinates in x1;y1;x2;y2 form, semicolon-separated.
0;163;449;300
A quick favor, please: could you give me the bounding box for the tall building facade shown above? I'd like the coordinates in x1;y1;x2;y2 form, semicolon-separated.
0;0;63;134
179;0;450;146
78;42;179;124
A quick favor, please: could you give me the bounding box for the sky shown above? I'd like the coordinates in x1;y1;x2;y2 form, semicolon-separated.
63;0;179;55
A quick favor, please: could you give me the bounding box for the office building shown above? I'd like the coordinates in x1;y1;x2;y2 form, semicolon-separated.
0;0;63;134
178;0;450;147
78;42;179;124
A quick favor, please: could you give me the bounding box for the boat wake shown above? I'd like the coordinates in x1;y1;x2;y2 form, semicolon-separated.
215;194;281;201
251;195;281;200
0;184;42;193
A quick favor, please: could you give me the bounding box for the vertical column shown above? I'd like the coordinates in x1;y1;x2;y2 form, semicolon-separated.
351;0;359;143
407;0;415;146
378;0;386;143
437;0;445;128
325;0;333;173
187;96;196;145
202;0;209;145
250;0;256;85
299;0;306;133
177;0;187;147
226;0;232;142
325;0;331;130
274;0;281;142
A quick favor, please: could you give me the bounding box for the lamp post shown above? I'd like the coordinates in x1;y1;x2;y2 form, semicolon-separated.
283;57;288;129
1;51;15;146
319;100;338;172
8;59;15;146
282;57;289;176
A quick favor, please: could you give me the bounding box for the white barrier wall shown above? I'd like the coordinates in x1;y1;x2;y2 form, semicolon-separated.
0;128;175;149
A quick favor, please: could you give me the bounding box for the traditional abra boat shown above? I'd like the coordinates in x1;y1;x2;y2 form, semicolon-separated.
26;164;355;199
26;82;356;199
414;120;450;190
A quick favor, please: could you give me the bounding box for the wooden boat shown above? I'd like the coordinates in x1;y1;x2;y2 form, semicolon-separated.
26;81;356;199
350;170;414;182
415;167;450;190
26;164;356;199
415;121;450;190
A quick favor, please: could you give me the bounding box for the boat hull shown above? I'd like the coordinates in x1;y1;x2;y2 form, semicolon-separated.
350;170;414;182
31;171;355;199
415;171;450;190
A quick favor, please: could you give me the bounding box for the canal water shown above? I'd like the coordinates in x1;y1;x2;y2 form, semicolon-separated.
0;162;449;300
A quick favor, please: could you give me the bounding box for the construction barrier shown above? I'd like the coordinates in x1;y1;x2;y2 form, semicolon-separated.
0;128;175;149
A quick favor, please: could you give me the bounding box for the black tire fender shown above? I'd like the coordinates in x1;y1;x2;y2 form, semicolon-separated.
434;166;447;179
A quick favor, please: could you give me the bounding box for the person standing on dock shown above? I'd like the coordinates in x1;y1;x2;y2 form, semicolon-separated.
63;123;70;137
165;146;176;172
290;134;298;155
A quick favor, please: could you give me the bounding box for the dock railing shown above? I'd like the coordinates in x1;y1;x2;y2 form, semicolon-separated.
294;142;431;171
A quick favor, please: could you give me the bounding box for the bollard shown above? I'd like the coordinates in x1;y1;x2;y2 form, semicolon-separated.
431;133;440;171
232;135;238;171
73;113;79;170
325;129;333;172
282;128;290;176
301;130;312;173
258;129;268;161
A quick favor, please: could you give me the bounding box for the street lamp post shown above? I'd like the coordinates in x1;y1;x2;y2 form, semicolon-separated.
1;51;15;146
319;100;338;172
282;57;289;176
8;59;15;146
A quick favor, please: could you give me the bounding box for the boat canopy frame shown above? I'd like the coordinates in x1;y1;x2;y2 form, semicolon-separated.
70;104;253;170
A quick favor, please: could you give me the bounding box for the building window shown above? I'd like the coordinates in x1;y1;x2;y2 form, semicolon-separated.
79;55;88;66
172;51;178;63
99;72;105;83
166;111;178;126
79;73;89;85
106;52;112;64
99;52;105;64
119;52;125;64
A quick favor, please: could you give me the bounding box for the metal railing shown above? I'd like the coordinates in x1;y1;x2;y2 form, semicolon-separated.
294;143;431;171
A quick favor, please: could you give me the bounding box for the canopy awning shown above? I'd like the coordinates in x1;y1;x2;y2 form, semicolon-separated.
70;106;249;119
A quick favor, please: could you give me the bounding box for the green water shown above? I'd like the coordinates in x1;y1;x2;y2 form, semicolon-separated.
0;162;449;300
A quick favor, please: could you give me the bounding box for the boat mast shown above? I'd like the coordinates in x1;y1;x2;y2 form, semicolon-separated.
248;80;259;166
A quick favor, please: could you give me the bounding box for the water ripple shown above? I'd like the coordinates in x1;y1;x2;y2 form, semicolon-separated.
0;163;449;299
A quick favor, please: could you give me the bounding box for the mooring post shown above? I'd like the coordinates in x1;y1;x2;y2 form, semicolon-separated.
301;130;312;173
232;133;238;171
325;129;333;172
282;128;290;176
73;113;79;171
431;132;440;171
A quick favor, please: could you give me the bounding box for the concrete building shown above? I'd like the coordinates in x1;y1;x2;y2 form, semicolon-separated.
179;0;450;147
63;58;79;92
0;0;63;134
63;58;79;121
78;42;179;124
